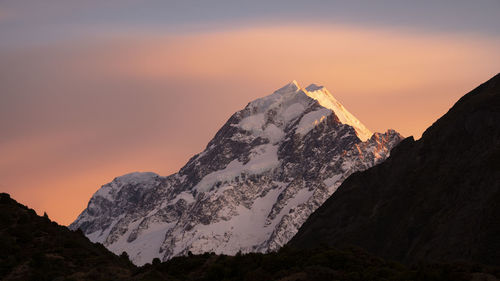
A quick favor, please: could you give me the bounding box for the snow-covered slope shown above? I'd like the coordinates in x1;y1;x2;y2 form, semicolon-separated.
70;81;402;265
304;83;373;141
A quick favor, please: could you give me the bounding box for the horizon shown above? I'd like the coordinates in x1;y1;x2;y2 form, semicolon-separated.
1;1;499;225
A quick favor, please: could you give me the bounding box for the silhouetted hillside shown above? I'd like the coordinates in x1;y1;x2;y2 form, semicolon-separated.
0;193;134;280
290;73;500;266
4;193;496;280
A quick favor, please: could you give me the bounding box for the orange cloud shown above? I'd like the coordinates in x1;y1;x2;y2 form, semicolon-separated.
1;24;499;225
110;25;499;89
86;24;500;139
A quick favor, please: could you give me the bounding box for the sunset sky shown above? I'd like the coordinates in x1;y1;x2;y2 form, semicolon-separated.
1;0;499;225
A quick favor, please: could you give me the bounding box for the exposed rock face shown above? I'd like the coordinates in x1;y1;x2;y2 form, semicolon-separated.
290;74;500;266
70;81;402;265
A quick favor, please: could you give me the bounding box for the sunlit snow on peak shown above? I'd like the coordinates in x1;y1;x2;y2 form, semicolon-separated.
244;81;373;141
304;83;373;141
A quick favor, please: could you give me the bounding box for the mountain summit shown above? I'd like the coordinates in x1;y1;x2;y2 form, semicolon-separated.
70;81;402;265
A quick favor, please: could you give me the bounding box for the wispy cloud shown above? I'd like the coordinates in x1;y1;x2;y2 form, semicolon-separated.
1;0;500;47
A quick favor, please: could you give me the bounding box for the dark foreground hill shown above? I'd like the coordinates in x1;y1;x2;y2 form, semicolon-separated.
0;193;135;280
3;193;498;281
290;73;500;266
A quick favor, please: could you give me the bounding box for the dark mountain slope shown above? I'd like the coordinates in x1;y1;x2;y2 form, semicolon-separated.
0;193;134;281
6;193;487;281
290;73;500;266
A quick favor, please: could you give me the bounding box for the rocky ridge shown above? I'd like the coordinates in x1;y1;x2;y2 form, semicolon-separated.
70;81;402;265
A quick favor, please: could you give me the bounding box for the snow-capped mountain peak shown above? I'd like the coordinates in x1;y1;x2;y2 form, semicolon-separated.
248;80;373;141
244;80;371;141
285;79;301;89
92;172;160;201
70;81;402;265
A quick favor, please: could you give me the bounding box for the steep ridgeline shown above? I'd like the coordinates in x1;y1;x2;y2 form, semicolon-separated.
290;74;500;265
70;81;402;265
